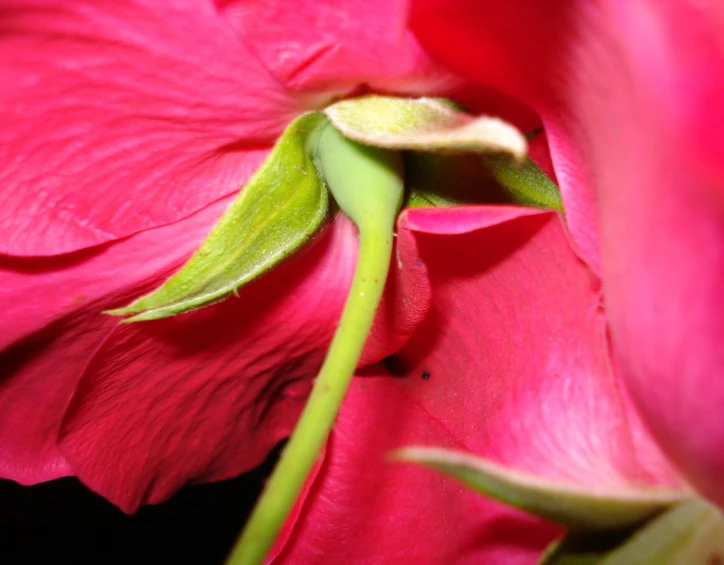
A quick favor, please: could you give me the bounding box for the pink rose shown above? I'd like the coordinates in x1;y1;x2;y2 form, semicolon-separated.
0;0;523;512
1;1;710;563
411;0;724;509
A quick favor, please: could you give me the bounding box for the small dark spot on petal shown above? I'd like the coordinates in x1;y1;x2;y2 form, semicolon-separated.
421;371;431;381
383;355;410;377
708;553;722;565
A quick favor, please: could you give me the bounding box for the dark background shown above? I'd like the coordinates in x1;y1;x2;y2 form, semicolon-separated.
0;449;277;564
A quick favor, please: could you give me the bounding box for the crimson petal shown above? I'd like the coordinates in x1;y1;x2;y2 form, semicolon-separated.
0;0;300;256
273;207;681;564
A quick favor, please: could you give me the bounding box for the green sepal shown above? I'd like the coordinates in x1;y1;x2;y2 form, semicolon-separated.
324;95;527;160
109;112;329;322
403;151;563;210
481;153;563;211
393;447;688;531
540;499;724;565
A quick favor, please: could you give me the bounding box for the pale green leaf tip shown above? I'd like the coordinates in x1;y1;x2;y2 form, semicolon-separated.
393;446;690;531
105;112;329;323
324;95;527;160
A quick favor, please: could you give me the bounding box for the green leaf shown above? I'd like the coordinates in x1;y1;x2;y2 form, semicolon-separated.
394;447;688;531
324;95;527;160
602;499;724;565
109;112;329;322
481;153;563;211
540;500;724;565
402;151;562;210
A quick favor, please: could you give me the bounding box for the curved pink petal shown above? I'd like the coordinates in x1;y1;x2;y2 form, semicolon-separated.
0;197;236;351
216;0;543;134
571;2;724;508
273;380;558;565
0;197;235;484
0;309;110;484
409;0;600;272
56;214;429;512
0;0;302;256
412;0;724;507
272;207;680;564
215;0;463;96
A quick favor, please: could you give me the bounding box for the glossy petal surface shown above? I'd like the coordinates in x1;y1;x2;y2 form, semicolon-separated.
272;207;680;564
215;0;461;95
410;0;599;271
0;0;299;256
0;197;237;483
56;214;429;512
412;0;724;507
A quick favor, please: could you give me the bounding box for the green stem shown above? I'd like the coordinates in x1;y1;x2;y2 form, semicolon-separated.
226;125;404;565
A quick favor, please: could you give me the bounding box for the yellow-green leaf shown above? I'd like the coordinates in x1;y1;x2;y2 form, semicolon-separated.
394;447;688;531
110;112;329;322
541;500;724;565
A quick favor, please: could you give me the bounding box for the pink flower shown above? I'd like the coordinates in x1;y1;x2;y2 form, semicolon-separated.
0;0;523;513
0;1;700;563
410;0;724;509
268;205;686;564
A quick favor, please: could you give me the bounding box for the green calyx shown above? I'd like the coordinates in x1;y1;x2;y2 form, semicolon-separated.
393;447;688;532
103;94;573;564
108;112;329;322
312;122;404;232
110;95;561;323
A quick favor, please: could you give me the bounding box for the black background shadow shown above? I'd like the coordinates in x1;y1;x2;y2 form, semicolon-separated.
0;446;279;564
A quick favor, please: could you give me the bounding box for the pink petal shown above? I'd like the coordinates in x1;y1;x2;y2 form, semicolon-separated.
571;2;724;508
0;197;234;350
56;214;429;512
399;207;680;489
413;0;724;507
0;0;302;256
0;309;110;484
215;0;463;96
272;379;559;565
409;0;600;272
272;207;680;564
0;197;234;483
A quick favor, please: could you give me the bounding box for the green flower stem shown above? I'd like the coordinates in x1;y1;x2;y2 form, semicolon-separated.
226;125;404;565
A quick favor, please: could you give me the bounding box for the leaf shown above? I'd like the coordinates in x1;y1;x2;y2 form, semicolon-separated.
324;95;527;160
540;499;724;565
394;447;688;531
601;499;724;565
109;112;329;322
480;153;563;211
402;151;562;210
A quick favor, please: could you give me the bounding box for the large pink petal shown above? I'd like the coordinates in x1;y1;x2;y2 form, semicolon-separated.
215;0;544;133
0;309;110;483
273;379;558;565
272;207;680;564
0;198;236;350
413;0;724;507
0;197;235;484
56;214;429;512
215;0;463;96
570;2;724;508
0;0;303;256
409;0;600;272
